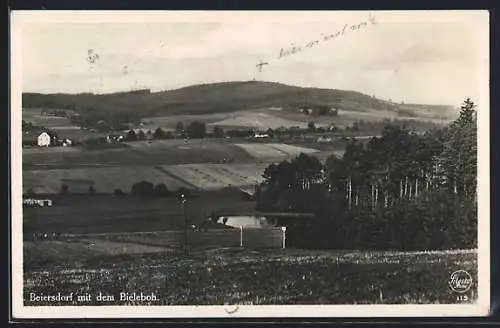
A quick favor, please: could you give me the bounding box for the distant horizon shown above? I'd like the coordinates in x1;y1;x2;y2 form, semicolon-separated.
21;80;458;107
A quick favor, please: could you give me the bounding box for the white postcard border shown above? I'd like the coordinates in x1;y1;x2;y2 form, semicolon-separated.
10;10;491;319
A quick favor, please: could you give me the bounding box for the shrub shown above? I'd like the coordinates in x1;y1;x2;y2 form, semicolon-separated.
114;189;124;196
212;126;225;138
131;181;154;196
60;184;69;195
154;183;169;197
186;121;206;139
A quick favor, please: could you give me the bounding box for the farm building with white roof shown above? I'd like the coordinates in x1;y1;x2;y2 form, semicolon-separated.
37;132;51;147
23;128;55;147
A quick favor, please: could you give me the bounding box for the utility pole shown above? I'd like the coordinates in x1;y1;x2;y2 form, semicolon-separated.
240;225;243;247
180;193;188;255
281;226;287;249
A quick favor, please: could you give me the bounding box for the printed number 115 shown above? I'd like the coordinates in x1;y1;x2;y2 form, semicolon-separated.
457;295;469;302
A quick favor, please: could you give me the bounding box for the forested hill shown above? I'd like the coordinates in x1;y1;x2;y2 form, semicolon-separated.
22;81;453;117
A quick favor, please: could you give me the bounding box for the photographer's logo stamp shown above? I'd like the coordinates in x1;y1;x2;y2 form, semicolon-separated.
449;270;473;293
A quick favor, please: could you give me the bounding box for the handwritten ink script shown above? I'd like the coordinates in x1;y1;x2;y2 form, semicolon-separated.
252;12;377;75
277;13;376;61
256;61;269;72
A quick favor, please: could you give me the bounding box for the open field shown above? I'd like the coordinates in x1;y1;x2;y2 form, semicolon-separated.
337;109;452;124
22;145;342;195
23;162;269;195
272;107;451;128
53;129;110;141
24;228;284;269
22;137;338;171
22;139;256;170
145;105;451;132
23;166;193;194
208;111;314;130
397;103;457;120
23;246;477;305
160;163;270;190
22;108;111;141
141;112;234;130
22;146;82;155
23;193;256;235
234;143;319;159
22;108;75;128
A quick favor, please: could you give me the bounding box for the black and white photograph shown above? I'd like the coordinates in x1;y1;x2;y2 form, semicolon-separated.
11;10;490;318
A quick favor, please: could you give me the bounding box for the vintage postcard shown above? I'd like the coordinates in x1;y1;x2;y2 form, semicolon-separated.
10;10;490;319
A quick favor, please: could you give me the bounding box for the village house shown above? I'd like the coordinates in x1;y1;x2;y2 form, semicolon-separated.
23;127;73;147
61;138;73;147
316;136;333;143
106;134;124;143
23;129;53;147
23;198;53;207
37;132;51;147
253;132;270;139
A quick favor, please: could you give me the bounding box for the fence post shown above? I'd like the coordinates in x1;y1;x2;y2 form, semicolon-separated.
281;226;287;249
239;225;243;247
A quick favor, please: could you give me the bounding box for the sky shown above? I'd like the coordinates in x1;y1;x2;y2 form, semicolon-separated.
17;11;489;106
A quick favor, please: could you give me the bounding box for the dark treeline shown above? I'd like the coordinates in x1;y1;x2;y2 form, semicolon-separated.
255;98;477;251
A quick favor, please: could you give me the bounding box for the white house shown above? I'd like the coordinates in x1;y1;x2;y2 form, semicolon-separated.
23;198;53;207
317;136;333;143
106;134;124;143
37;132;51;147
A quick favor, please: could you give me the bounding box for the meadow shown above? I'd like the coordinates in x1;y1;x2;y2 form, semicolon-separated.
22;139;337;195
23;192;257;236
145;106;450;133
24;228;284;269
23;166;194;194
23;246;477;306
22;139;257;170
22;108;75;128
161;163;270;191
234;143;319;159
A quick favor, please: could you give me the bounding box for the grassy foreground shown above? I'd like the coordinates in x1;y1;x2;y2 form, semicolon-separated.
23;246;477;306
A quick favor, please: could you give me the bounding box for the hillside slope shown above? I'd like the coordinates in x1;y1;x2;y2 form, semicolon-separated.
22;81;454;118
